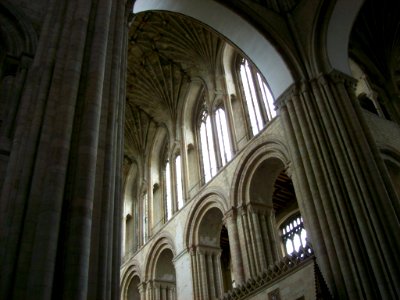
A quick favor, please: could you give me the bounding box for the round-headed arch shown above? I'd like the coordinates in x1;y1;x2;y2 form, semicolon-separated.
121;261;142;300
0;0;37;57
133;0;293;98
322;0;364;74
231;138;291;208
144;234;176;282
184;191;229;249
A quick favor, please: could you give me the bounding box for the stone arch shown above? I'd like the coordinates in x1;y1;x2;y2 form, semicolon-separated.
229;138;307;277
231;138;290;208
124;161;139;208
144;234;177;299
316;0;364;74
132;0;293;98
144;234;176;281
0;0;37;58
0;1;37;149
121;262;142;300
123;161;140;254
149;127;168;233
183;192;229;298
184;191;228;248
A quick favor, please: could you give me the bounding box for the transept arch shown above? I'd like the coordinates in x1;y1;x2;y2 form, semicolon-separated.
132;0;294;98
318;0;364;74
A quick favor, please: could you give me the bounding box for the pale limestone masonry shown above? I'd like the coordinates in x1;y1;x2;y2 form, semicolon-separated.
1;0;400;300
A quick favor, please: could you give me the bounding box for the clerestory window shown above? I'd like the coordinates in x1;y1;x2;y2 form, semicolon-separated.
142;192;148;243
199;110;217;183
215;107;232;166
198;105;233;184
239;58;276;136
175;154;184;210
165;160;173;221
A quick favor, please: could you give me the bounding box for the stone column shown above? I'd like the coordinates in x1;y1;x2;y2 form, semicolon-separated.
223;208;245;285
191;246;223;299
214;250;224;298
154;282;160;300
236;204;281;279
145;280;153;300
138;282;146;300
189;247;200;299
276;70;400;299
169;285;176;300
236;205;257;279
198;249;209;300
0;0;129;299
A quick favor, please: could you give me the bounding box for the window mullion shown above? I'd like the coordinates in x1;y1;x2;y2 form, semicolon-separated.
245;63;262;133
216;109;226;166
251;66;268;127
206;115;217;177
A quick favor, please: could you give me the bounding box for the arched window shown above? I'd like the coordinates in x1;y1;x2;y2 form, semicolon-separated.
142;192;148;243
215;107;232;166
175;154;184;209
199;110;217;183
239;58;276;136
165;160;173;220
280;213;307;255
198;104;233;185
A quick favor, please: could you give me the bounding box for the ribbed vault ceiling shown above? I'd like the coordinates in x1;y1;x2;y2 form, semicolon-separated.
125;12;225;159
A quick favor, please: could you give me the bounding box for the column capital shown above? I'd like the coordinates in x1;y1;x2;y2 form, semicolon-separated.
138;282;146;294
275;69;358;110
275;82;300;109
189;246;197;256
195;245;222;256
222;207;238;224
246;203;272;215
313;70;357;93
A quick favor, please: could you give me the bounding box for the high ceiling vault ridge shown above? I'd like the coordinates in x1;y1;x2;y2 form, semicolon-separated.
125;102;158;160
126;11;227;156
128;53;189;124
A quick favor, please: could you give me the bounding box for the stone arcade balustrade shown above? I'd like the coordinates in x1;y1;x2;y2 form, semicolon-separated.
221;244;320;300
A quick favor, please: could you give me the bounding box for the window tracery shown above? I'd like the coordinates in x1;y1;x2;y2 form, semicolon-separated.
199;109;217;183
239;58;276;136
215;107;232;166
280;213;307;255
